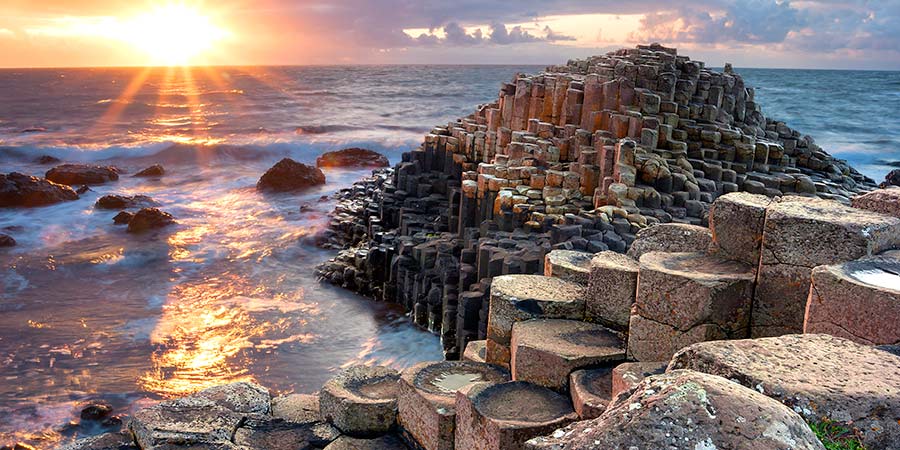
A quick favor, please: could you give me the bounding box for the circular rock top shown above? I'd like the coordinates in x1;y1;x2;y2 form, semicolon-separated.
411;361;509;397
323;365;400;404
514;319;624;358
838;257;900;292
640;251;755;282
473;381;574;424
491;275;585;303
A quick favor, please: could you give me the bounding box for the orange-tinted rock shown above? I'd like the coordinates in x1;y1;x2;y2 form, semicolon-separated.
316;148;389;168
258;158;326;192
851;187;900;217
46;164;119;185
0;172;78;207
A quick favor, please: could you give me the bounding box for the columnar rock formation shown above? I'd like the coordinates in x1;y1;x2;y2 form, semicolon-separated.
316;44;877;359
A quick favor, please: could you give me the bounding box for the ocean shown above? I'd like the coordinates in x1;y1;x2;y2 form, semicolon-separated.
0;65;898;448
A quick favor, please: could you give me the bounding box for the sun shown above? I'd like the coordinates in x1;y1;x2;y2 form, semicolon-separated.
122;4;230;66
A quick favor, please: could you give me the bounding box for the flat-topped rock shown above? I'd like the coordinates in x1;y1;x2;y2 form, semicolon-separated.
625;223;712;260
129;395;245;449
543;250;592;284
708;192;773;265
193;381;271;415
526;370;825;450
611;361;667;399
511;319;624;391
852;187;900;217
320;365;400;436
58;432;138;450
568;368;613;419
46;164;119;185
272;393;319;424
324;434;408;450
754;197;900;337
585;251;639;330
628;252;756;361
234;417;340;450
670;334;900;449
463;340;487;363
455;381;577;450
398;361;509;450
486;275;585;367
805;257;900;345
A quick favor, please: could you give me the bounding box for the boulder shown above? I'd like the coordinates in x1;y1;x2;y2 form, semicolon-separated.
610;361;666;399
0;172;78;207
805;257;900;345
510;319;624;391
57;432;137;450
455;381;577;450
708;192;773;265
543;250;592;284
324;435;408;450
585;251;639;330
95;194;156;209
316;148;389;168
113;211;134;225
852;187;900;217
135;164;165;177
272;393;320;424
463;340;487;363
625;223;712;260
880;168;900;188
628;252;755;361
486;275;586;367
257;158;326;192
0;234;15;247
670;334;900;449
397;360;509;450
754;197;900;337
126;208;175;233
525;370;825;450
568;368;613;419
45;164;119;185
80;403;113;421
319;365;400;436
234;417;340;450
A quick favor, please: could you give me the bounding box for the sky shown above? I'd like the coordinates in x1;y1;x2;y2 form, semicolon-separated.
0;0;899;69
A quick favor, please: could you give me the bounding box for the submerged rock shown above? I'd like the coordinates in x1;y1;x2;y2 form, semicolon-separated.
316;148;389;168
0;234;15;247
112;211;134;225
80;403;113;421
35;155;61;165
126;208;175;233
95;194;157;210
46;164;119;185
257;158;326;192
134;164;165;177
0;172;79;207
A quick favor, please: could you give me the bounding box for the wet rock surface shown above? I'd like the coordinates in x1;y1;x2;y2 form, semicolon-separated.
0;233;15;247
0;172;79;207
670;334;900;450
45;164;119;185
134;164;165;177
257;158;326;192
95;194;157;209
126;208;176;233
316;148;390;168
526;370;825;450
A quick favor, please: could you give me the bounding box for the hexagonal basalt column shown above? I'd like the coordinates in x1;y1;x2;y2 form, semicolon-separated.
397;361;509;450
463;340;487;363
708;192;773;266
319;365;400;437
510;319;625;391
543;250;592;284
625;223;712;260
610;361;666;398
455;381;577;450
754;197;900;337
804;257;900;345
569;368;613;419
486;275;585;367
586;251;639;330
627;252;756;361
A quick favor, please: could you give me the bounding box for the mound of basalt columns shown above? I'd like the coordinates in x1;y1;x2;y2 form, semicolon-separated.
585;251;639;330
510;319;624;391
526;370;826;450
625;222;712;259
568;368;613;419
804;257;900;346
486;275;586;368
610;361;666;398
45;164;119;185
543;250;592;284
397;360;508;450
0;172;79;207
627;251;756;361
454;381;577;450
319;365;401;437
670;334;900;450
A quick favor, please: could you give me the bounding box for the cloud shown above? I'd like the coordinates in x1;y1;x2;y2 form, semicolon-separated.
543;26;577;42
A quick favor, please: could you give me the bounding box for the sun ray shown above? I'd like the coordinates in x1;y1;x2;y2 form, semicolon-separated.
91;66;154;136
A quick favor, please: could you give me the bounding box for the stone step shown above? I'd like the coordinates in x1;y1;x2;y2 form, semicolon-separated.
670;334;900;449
707;191;772;265
804;257;900;346
486;275;586;367
397;361;509;450
510;319;625;391
463;340;487;363
586;251;639;331
627;251;756;361
569;368;613;419
610;361;667;398
625;223;712;259
319;365;400;437
543;249;592;284
754;196;900;337
455;381;577;450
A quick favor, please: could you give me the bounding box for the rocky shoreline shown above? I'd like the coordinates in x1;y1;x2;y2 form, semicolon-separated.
25;44;900;449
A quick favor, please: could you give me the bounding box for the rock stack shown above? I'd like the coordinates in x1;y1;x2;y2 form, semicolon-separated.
316;44;877;359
